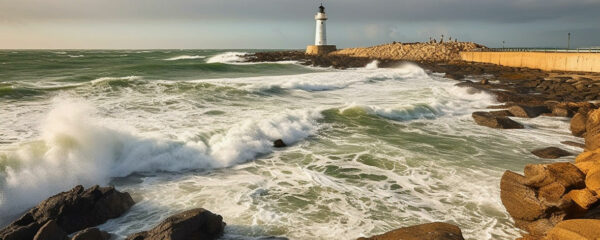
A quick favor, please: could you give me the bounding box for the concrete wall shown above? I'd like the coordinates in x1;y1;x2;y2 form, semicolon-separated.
460;52;600;73
306;45;337;55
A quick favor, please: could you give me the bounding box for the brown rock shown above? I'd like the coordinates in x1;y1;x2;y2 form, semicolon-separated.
0;185;134;240
545;219;600;240
500;171;546;221
538;182;566;204
586;171;600;194
472;112;524;129
567;189;598;210
571;112;588;137
125;208;225;240
585;109;600;151
33;220;68;240
551;106;574;117
489;110;514;117
72;228;111;240
524;163;585;189
509;105;551;118
531;147;573;159
357;222;464;240
561;141;586;149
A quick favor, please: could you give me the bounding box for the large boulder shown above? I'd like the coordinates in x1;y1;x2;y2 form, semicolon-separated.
125;208;225;240
531;147;572;159
472;112;524;129
0;185;135;240
571;112;588;137
508;105;551;118
585;109;600;151
357;222;464;240
500;171;547;221
545;219;600;240
523;163;585;189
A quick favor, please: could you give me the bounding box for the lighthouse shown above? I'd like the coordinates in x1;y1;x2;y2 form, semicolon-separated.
306;4;336;55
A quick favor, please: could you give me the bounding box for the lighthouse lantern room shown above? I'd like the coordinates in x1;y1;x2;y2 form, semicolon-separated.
306;4;336;55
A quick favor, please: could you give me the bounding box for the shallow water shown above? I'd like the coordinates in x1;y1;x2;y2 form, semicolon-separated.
0;50;582;239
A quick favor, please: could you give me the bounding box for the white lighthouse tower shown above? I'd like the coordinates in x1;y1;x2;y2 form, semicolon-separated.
306;4;336;55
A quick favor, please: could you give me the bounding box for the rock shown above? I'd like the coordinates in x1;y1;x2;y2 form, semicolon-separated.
551;106;574;117
571;112;588;137
531;147;573;159
126;208;225;240
489;110;514;117
500;171;546;221
33;220;68;240
538;182;566;204
567;189;598;210
0;185;134;240
472;112;524;129
444;72;465;80
545;219;600;240
356;222;464;240
585;171;600;194
523;163;585;189
273;139;287;148
561;141;586;149
508;105;551;118
585;109;600;151
480;79;489;85
71;228;111;240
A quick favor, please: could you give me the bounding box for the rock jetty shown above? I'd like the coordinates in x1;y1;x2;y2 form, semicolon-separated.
331;42;485;62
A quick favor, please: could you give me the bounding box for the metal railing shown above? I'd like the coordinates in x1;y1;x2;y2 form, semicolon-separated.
474;48;600;53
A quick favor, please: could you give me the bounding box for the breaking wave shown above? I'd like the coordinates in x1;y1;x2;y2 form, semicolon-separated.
164;55;207;61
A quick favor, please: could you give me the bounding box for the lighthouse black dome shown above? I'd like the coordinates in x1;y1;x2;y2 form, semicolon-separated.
319;5;325;13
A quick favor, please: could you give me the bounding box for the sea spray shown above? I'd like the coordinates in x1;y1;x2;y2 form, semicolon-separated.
0;97;322;218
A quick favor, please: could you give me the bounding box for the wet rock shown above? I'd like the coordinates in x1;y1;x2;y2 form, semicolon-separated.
480;79;489;85
545;219;600;240
489;110;514;117
508;105;551;118
444;72;465;80
523;163;585;189
500;171;547;221
273;139;287;148
585;109;600;151
571;112;588;137
472;112;524;129
561;141;586;149
71;228;111;240
126;208;225;240
531;147;573;159
0;185;134;240
33;220;68;240
357;222;464;240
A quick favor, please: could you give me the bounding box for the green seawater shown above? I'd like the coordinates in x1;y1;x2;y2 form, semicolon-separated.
0;50;581;239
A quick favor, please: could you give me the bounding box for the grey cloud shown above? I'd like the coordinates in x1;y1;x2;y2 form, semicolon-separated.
1;0;599;23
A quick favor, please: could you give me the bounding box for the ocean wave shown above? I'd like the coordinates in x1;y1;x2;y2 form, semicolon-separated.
340;103;440;121
0;98;321;217
365;60;379;69
206;52;248;64
69;55;85;58
90;76;142;85
164;55;207;61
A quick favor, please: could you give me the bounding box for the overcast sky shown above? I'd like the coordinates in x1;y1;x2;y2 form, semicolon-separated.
1;0;599;49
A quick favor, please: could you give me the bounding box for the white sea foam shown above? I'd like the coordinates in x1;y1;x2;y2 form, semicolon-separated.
365;60;379;69
0;98;322;218
69;55;85;58
206;52;248;64
164;55;206;61
90;76;141;85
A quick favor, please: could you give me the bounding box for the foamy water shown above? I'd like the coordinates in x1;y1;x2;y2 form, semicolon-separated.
0;50;581;239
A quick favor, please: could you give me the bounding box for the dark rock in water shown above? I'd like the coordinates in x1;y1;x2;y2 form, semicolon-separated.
531;147;573;159
472;112;524;129
508;105;551;118
126;208;225;240
357;222;464;240
480;79;489;85
33;220;68;240
489;110;514;117
273;139;287;148
71;228;111;240
561;141;586;149
0;185;134;240
444;72;465;80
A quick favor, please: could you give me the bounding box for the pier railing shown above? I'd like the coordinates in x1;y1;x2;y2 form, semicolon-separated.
474;48;600;53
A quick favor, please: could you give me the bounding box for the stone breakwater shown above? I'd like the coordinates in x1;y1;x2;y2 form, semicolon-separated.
330;42;485;62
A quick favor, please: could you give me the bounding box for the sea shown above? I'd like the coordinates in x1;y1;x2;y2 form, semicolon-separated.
0;50;582;239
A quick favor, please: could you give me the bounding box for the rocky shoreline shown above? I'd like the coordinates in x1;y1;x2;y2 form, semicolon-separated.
3;46;600;240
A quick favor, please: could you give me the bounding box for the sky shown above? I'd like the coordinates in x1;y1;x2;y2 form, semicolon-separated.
1;0;599;49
